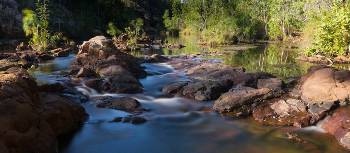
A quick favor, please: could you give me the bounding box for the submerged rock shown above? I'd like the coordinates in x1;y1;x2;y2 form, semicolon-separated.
252;97;312;127
96;97;143;113
111;116;147;125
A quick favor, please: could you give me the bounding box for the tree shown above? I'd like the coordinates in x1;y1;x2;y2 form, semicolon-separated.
307;1;350;56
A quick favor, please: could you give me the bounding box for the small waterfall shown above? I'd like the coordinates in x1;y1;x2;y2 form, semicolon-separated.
301;117;328;133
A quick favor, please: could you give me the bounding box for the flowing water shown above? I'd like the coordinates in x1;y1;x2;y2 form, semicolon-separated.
29;43;350;153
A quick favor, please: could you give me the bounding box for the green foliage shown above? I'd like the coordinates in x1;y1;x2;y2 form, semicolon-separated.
165;0;307;44
107;22;122;37
267;0;305;40
22;9;37;37
22;0;63;52
125;18;144;49
307;2;350;56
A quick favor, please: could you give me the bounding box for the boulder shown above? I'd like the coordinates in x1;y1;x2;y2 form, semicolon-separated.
162;81;189;95
0;68;86;153
213;87;273;116
182;80;233;101
144;54;169;63
102;75;143;93
40;93;87;136
300;67;350;114
96;97;143;113
185;63;249;85
78;36;115;55
84;79;104;92
84;74;143;94
321;106;350;150
76;67;97;78
72;36;146;94
97;65;130;77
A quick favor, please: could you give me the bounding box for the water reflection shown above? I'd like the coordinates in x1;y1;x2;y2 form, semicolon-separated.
224;44;313;78
28;54;75;85
134;36;314;78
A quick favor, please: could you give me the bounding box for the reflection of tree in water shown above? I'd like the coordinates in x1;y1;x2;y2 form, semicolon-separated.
225;44;311;79
37;63;58;74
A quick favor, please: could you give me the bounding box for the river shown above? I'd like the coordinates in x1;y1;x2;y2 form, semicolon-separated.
29;42;349;153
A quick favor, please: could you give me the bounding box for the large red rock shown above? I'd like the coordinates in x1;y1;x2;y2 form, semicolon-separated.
321;106;350;150
300;67;350;114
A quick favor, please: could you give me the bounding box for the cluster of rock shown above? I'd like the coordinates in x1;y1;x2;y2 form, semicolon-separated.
69;36;154;124
0;67;86;153
163;57;350;150
71;36;147;94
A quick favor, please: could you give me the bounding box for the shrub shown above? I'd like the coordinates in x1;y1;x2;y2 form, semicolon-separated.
125;18;144;49
22;0;64;52
106;22;122;37
307;3;350;57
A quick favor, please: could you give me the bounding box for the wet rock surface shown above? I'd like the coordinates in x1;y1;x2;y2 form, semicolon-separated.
111;116;147;125
95;97;144;113
213;87;274;116
251;66;350;127
144;54;169;63
0;68;87;153
164;57;283;102
71;36;146;94
164;57;350;150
